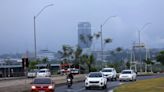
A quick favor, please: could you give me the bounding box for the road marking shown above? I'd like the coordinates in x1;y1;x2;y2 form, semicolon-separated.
75;87;85;92
119;82;124;85
108;89;113;92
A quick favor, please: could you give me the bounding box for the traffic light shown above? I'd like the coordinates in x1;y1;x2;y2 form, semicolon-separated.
22;58;29;68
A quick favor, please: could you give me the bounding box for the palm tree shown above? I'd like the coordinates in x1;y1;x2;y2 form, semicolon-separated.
116;47;123;53
81;54;95;72
94;32;101;40
144;58;154;72
104;38;112;47
42;57;48;64
58;45;73;64
74;46;83;64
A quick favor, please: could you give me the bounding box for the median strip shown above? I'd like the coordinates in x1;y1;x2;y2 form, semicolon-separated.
114;77;164;92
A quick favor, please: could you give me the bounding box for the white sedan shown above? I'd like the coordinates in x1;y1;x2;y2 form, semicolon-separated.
85;72;107;89
119;70;137;81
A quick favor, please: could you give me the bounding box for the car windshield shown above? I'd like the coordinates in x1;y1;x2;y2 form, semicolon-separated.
122;71;132;74
39;70;46;73
102;69;112;72
33;78;51;84
89;73;102;77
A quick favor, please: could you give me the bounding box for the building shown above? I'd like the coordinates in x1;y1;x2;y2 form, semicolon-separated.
78;22;92;48
37;49;57;61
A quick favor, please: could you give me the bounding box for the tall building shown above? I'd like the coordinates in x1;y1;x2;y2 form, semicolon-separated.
78;22;92;48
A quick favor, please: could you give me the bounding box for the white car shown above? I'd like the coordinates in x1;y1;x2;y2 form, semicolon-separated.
27;69;38;78
101;68;117;81
119;70;137;81
85;72;107;89
36;69;51;77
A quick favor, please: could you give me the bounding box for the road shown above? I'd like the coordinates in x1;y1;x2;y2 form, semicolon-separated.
55;73;164;92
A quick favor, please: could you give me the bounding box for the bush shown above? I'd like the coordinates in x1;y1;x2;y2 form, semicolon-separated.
90;67;98;72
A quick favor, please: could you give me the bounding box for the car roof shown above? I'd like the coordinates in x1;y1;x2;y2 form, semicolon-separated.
34;77;51;79
39;69;49;70
122;70;133;71
103;68;114;70
89;72;102;74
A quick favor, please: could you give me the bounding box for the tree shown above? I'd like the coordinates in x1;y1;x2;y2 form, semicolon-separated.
95;32;101;39
58;45;73;64
156;50;164;65
74;46;83;64
143;58;154;72
144;58;154;65
29;60;38;69
42;57;48;64
81;54;95;72
116;47;123;53
104;38;112;44
126;61;130;69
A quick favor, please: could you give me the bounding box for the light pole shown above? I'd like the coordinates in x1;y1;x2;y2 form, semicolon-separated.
34;4;53;60
137;22;151;72
100;16;116;65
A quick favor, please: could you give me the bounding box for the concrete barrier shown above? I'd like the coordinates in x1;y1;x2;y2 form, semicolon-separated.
0;74;85;92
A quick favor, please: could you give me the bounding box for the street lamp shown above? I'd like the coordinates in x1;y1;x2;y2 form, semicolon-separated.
100;16;117;64
34;4;54;60
136;22;151;72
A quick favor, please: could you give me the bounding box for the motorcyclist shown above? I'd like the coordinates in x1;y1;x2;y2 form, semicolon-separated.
67;72;74;84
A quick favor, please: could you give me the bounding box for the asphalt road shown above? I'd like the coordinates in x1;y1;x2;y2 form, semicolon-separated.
55;73;164;92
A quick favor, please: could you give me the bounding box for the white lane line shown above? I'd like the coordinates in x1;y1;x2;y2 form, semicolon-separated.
108;89;113;92
119;82;124;85
75;87;85;92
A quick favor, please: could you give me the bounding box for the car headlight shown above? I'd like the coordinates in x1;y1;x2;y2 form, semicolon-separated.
31;86;36;89
85;78;88;82
48;85;53;89
128;75;132;78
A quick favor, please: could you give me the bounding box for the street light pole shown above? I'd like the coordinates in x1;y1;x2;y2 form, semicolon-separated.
100;16;116;67
34;16;37;59
33;4;53;60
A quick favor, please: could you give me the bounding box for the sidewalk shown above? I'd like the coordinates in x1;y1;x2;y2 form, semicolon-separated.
0;74;85;92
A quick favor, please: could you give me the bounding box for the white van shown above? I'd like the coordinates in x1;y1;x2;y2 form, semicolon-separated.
36;69;51;77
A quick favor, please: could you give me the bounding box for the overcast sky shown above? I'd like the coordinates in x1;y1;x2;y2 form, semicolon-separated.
0;0;164;54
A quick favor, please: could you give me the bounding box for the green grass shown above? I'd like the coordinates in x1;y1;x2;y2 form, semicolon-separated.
114;77;164;92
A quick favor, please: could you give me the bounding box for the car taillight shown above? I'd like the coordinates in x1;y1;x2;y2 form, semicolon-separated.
48;85;53;89
31;86;36;89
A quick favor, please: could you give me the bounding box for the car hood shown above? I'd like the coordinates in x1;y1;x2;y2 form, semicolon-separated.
86;77;102;81
120;74;132;77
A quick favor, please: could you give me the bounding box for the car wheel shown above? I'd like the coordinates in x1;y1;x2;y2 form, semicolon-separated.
104;84;107;89
115;77;117;81
85;87;90;90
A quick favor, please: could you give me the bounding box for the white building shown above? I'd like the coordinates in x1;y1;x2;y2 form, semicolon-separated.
37;50;56;61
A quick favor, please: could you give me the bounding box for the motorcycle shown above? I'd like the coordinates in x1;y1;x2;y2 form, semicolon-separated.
67;78;72;88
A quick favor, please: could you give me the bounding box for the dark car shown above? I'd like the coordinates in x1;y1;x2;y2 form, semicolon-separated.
31;78;55;92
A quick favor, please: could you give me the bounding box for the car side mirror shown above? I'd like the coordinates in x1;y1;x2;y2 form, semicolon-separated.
135;72;138;74
85;75;88;79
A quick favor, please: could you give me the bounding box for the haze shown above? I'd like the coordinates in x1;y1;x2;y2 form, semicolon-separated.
0;0;164;54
